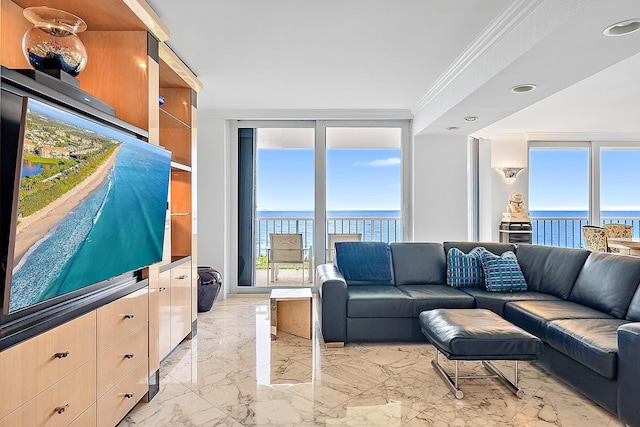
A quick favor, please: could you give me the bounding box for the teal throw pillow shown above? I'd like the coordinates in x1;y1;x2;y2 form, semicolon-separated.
478;249;527;292
446;247;484;288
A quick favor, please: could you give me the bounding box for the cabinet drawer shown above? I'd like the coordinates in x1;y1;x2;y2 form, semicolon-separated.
97;359;148;427
69;403;96;427
0;311;96;418
97;325;148;397
97;287;148;353
0;359;96;427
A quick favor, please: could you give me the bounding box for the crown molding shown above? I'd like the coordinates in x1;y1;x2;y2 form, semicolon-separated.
198;109;413;120
412;0;542;114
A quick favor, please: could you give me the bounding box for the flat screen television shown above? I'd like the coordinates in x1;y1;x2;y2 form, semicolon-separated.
1;70;171;345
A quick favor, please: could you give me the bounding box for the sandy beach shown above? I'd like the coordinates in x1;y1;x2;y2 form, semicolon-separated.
12;146;121;268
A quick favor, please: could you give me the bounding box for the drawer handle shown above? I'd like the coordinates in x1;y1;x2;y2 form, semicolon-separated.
124;353;135;359
55;404;70;415
123;314;135;319
54;351;70;359
124;393;135;399
176;275;188;280
159;287;166;292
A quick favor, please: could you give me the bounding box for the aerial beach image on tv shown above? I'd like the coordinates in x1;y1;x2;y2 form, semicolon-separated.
9;99;171;313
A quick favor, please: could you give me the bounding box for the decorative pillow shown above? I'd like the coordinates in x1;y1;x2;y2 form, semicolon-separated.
446;247;484;287
478;249;527;292
335;242;393;286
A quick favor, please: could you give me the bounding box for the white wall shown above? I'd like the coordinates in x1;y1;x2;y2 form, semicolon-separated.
413;134;470;242
478;135;529;241
196;114;228;298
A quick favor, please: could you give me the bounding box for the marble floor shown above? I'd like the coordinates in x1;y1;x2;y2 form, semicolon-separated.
119;295;623;426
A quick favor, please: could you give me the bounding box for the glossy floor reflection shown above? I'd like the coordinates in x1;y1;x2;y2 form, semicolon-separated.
119;296;623;426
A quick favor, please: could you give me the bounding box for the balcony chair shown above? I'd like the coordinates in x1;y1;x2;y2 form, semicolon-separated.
581;225;607;252
327;233;362;263
267;233;312;283
603;223;633;253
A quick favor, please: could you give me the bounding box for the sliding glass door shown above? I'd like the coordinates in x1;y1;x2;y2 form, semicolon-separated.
234;120;410;289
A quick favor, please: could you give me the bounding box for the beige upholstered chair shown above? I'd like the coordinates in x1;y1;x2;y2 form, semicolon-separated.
603;223;633;253
267;233;312;283
327;233;362;263
581;225;607;252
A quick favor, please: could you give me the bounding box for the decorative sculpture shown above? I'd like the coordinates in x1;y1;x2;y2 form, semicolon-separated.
502;190;530;222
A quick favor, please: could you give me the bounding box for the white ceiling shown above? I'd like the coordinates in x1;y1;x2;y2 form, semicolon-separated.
147;0;640;138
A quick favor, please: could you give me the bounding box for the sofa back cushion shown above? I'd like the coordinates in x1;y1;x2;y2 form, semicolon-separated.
390;242;445;285
569;252;640;318
444;241;515;256
335;242;393;286
515;244;589;299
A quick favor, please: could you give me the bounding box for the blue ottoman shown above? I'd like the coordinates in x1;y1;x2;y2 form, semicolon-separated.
419;308;542;399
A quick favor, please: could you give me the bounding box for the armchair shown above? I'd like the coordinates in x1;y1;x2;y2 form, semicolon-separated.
267;233;312;283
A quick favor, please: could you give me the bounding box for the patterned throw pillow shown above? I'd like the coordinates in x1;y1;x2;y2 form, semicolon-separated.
446;247;484;288
478;249;527;292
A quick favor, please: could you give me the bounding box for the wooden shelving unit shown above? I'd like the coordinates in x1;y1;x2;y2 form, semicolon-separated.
0;0;202;425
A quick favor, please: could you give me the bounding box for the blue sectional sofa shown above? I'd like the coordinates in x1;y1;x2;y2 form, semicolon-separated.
316;241;640;426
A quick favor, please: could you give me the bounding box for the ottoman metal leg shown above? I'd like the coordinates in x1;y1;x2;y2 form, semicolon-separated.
482;360;525;398
431;351;526;399
432;351;464;399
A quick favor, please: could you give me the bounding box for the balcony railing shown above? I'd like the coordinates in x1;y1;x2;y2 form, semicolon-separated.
255;216;402;257
531;217;640;248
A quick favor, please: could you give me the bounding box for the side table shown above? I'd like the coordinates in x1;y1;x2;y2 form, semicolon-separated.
270;288;312;339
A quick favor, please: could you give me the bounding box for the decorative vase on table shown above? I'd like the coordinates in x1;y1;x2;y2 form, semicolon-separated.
21;6;88;77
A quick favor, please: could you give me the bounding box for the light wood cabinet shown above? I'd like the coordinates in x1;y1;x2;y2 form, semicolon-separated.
0;287;148;427
158;258;193;361
158;268;172;360
0;311;96;419
1;0;201;425
0;359;96;427
96;359;148;427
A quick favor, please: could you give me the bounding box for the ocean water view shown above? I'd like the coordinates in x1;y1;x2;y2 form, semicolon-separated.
254;209;640;255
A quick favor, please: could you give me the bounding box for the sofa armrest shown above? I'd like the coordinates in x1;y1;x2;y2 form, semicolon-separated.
617;322;640;426
316;264;348;343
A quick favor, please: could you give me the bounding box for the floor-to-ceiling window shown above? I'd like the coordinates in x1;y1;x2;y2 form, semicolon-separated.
325;127;402;261
529;141;640;248
599;147;640;235
233;120;410;290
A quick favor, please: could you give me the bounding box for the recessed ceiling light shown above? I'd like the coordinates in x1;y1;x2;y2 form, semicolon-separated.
604;19;640;36
446;126;459;131
464;116;478;122
511;84;537;93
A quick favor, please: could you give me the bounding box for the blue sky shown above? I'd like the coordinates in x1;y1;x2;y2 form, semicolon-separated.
257;147;639;212
256;148;401;211
529;149;640;211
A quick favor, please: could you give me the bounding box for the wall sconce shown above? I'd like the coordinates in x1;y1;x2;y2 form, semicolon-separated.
496;167;524;180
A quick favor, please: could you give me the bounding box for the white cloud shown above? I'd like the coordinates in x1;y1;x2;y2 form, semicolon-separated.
356;157;401;167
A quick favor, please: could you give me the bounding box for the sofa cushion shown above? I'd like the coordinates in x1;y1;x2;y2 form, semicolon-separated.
546;318;630;379
479;250;527;292
446;247;484;288
398;285;475;316
569;252;640;318
444;241;515;256
347;286;414;318
335;242;393;286
515;244;589;299
504;300;614;341
390;242;446;285
462;288;561;317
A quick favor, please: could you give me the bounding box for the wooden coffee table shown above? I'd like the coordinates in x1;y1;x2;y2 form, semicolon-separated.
270;288;312;340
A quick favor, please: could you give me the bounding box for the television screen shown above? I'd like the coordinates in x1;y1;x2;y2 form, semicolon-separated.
7;98;171;313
